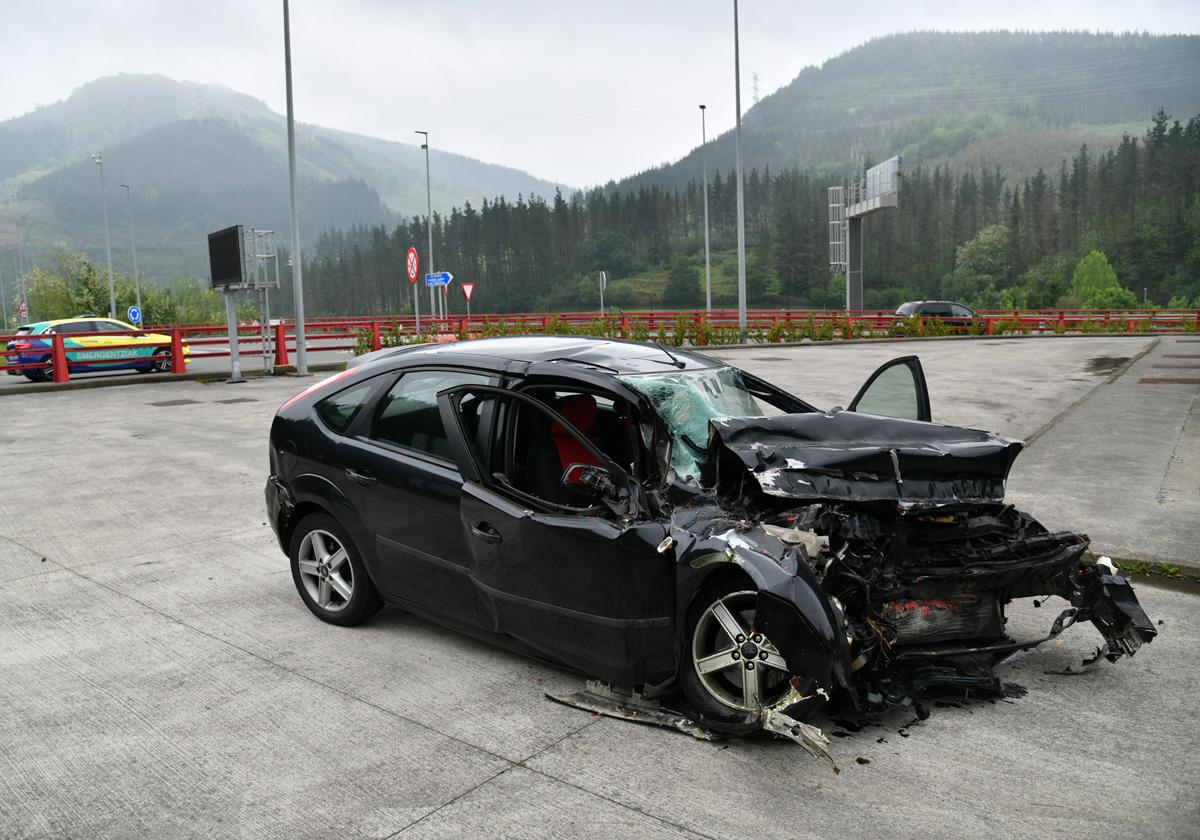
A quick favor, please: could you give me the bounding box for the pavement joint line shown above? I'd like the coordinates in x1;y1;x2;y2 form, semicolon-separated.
25;557;523;773
522;763;723;840
385;719;606;839
1023;337;1159;449
382;766;516;839
0;526;269;587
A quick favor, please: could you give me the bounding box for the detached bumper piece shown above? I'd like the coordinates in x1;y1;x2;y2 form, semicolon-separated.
1068;564;1158;660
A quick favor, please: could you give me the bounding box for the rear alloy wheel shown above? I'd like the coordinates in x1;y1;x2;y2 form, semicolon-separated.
289;513;381;626
151;348;172;373
681;586;793;729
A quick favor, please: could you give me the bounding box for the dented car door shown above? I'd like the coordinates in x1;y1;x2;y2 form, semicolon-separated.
437;385;676;687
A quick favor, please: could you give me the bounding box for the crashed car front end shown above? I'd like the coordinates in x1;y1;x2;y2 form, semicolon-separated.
686;410;1156;726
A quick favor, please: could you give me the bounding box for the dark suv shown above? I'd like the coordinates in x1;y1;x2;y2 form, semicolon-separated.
265;336;1153;742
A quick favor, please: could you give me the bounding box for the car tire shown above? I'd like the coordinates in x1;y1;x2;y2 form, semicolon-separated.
288;512;382;627
679;577;796;734
150;348;172;373
26;356;51;382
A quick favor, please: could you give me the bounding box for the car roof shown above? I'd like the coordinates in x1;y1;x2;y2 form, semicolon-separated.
362;335;720;376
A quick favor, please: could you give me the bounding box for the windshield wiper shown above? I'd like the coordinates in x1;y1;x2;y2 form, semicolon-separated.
653;342;687;369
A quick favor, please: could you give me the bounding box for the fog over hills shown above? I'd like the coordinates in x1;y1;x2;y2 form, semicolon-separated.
0;74;569;278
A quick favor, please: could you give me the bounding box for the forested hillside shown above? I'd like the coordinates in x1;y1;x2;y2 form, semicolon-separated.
285;110;1200;316
623;31;1200;190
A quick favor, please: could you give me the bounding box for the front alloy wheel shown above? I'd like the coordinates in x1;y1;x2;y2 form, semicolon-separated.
684;589;793;722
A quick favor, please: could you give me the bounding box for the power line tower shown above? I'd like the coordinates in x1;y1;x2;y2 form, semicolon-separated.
751;72;760;105
828;154;901;310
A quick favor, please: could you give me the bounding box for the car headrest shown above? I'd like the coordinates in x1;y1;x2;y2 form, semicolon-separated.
555;394;598;434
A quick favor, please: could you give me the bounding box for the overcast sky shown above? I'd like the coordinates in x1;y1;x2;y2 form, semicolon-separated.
5;1;1198;186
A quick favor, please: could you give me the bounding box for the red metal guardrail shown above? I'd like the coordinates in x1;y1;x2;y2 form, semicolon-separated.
4;308;1198;383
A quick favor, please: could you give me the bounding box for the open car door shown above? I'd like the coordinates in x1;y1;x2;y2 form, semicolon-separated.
436;385;675;687
848;355;931;422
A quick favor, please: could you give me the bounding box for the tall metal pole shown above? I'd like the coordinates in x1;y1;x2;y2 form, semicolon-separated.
732;0;747;330
118;184;141;321
415;131;435;321
92;153;117;318
700;104;712;314
283;0;308;375
1;252;8;329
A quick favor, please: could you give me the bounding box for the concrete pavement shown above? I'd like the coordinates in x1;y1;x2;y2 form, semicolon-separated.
1;336;1197;839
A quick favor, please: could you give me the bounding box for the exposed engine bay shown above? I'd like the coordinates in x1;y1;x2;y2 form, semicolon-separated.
759;500;1154;709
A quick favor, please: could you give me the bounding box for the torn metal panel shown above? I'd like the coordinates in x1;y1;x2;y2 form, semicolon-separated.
546;681;716;740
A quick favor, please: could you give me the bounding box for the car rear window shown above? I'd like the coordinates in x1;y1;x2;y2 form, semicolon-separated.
316;383;373;434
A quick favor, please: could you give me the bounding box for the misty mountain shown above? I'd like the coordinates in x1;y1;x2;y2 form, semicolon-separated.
0;73;568;279
621;31;1200;190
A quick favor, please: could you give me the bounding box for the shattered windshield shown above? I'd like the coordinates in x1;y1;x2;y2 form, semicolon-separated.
619;366;763;480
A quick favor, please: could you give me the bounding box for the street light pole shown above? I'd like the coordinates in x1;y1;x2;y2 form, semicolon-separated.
700;104;712;315
91;153;117;318
415;130;436;321
732;0;748;331
282;0;308;375
118;184;142;321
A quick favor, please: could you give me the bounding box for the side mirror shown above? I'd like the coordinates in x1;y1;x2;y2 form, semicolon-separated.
561;462;616;498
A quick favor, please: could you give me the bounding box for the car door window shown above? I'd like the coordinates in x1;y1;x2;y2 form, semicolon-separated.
57;321;97;334
99;321;132;332
848;356;931;422
317;383;374;434
370;369;489;460
951;305;973;318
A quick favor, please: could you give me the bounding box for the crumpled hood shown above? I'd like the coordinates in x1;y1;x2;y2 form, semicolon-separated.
701;411;1024;508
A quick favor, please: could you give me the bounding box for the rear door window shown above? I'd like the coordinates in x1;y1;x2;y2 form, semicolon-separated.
57;321;98;334
370;369;489;460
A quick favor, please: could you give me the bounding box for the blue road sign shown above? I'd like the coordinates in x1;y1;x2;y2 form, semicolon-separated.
424;271;454;287
127;305;142;324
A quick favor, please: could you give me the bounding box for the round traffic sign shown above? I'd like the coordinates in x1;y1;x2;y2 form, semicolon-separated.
406;248;420;284
127;305;142;324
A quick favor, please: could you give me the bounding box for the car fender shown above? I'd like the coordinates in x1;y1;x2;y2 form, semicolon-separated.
285;472;379;574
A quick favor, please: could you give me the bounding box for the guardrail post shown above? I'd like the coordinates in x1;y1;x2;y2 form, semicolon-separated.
274;323;289;367
620;316;629;338
51;333;69;383
170;329;185;374
370;322;382;352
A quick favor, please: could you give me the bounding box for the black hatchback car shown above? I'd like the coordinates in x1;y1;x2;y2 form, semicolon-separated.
265;336;1153;737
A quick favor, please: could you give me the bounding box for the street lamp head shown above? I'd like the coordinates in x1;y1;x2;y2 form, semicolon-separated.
91;152;103;164
118;184;131;191
699;104;706;110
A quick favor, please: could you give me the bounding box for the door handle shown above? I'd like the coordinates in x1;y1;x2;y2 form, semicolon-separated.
345;468;378;487
471;521;502;544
